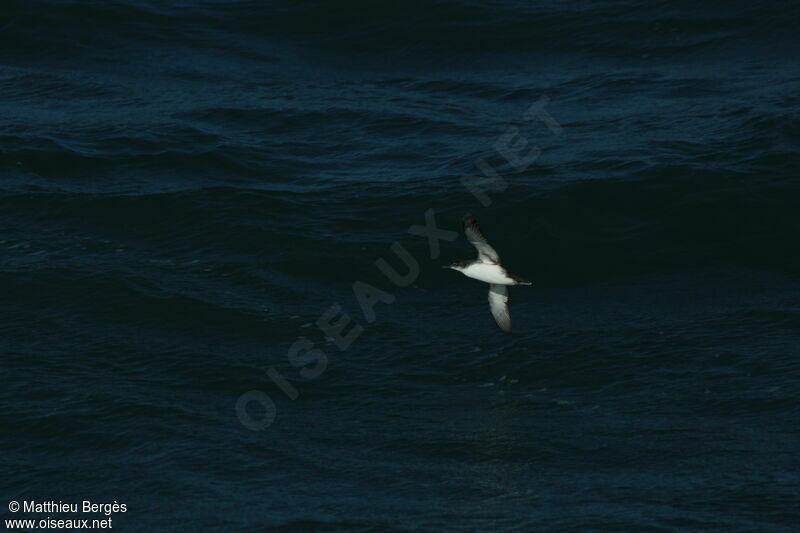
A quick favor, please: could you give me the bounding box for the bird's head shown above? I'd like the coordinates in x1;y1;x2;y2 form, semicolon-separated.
442;260;471;271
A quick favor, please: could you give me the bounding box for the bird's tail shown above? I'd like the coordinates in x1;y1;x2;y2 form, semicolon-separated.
508;273;532;285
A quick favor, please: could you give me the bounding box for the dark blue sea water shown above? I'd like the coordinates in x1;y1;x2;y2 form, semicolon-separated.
2;1;800;531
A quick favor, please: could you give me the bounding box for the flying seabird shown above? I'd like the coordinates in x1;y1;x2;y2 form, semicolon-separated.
443;215;532;334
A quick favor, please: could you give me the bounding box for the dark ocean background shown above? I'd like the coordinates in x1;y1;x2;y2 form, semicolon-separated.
2;1;799;531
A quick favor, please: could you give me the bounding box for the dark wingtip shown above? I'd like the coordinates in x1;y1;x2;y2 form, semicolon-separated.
463;214;478;230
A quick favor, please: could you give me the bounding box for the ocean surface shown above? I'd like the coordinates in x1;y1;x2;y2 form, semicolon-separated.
2;1;799;531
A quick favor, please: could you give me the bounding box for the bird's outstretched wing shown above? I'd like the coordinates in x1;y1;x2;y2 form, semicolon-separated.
463;215;500;264
488;284;511;334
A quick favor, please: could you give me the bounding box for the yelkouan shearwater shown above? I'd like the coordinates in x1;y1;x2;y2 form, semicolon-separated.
443;215;531;334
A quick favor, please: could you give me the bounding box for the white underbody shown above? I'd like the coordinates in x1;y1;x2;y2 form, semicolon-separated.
459;262;517;285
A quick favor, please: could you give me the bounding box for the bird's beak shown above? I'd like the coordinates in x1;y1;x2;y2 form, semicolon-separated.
441;265;451;269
